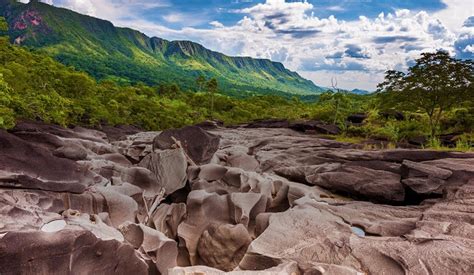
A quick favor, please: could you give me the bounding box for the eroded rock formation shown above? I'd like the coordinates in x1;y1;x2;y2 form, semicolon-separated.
1;121;474;274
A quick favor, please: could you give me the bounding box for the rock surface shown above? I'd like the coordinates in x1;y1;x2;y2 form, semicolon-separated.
153;126;220;165
1;121;474;274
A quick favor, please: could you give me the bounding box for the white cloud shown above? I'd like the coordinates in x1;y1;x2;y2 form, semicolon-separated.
59;0;95;16
148;1;460;90
210;21;224;28
163;13;184;23
434;0;474;32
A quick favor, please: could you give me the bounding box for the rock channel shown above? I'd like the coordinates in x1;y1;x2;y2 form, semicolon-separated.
1;121;473;274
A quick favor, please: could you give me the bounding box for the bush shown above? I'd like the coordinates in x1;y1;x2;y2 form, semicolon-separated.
0;106;15;129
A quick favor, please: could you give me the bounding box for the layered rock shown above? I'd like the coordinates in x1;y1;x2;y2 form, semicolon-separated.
1;122;474;274
153;126;220;165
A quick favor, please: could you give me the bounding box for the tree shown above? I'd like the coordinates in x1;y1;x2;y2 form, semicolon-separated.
206;78;218;119
0;74;15;129
377;51;473;137
319;77;352;125
196;75;206;92
0;17;9;46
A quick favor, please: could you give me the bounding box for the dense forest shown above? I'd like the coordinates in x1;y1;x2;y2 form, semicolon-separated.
0;16;473;150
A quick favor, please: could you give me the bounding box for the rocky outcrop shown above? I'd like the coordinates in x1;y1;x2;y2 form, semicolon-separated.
153;126;220;165
139;149;188;195
0;230;149;274
1;122;474;274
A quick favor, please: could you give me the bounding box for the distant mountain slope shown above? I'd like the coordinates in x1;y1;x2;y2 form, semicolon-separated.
0;0;324;97
350;89;370;95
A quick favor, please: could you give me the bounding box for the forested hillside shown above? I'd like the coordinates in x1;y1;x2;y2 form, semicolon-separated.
0;0;323;97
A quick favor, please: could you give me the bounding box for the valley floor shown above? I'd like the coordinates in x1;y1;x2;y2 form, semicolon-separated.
1;121;474;274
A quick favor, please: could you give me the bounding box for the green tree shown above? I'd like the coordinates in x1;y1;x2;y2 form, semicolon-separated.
0;17;9;45
0;17;7;31
206;78;218;119
377;51;473;137
196;75;206;92
318;78;352;125
0;74;15;129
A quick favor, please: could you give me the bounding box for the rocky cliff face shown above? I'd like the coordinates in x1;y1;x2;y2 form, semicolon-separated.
0;1;323;96
1;121;474;274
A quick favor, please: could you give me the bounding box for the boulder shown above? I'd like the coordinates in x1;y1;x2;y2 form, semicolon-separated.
225;153;260;172
199;164;228;182
402;160;453;179
0;230;149;274
153;126;220;165
100;125;143;142
380;110;404;121
197;223;253;271
151;203;187;239
139;149;188;195
96;187;138;227
52;143;88;161
306;165;405;202
0;130;95;194
119;222;178;275
402;177;445;194
347;113;367;124
113;131;159;162
178;191;233;265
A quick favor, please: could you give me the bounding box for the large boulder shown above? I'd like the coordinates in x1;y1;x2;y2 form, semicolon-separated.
0;230;149;274
119;222;178;275
197;223;253;271
306;164;405;202
151;203;187;239
0;130;95;194
138;149;188;195
153;126;220;165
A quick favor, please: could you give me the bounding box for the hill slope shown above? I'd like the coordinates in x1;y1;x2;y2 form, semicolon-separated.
0;0;324;97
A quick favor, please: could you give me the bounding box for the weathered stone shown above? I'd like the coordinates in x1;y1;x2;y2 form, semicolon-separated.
119;222;178;274
402;177;446;194
151;203;187;239
402;160;453;179
153;126;220;165
62;209;124;241
2;123;474;275
306;165;405;202
0;130;94;194
226;153;260;172
199;164;228;181
139;149;188;195
0;230;149;274
197;223;252;271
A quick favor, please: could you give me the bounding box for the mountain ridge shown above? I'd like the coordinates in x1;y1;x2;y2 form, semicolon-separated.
0;0;324;97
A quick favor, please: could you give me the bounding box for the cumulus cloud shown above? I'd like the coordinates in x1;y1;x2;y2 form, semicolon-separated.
454;18;474;59
161;2;461;89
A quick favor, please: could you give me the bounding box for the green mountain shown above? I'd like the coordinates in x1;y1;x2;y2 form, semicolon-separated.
0;0;324;97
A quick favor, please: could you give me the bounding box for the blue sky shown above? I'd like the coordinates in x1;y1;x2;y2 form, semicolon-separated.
29;0;474;90
139;0;449;29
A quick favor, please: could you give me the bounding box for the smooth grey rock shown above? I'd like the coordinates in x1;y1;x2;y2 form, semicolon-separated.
139;149;188;195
